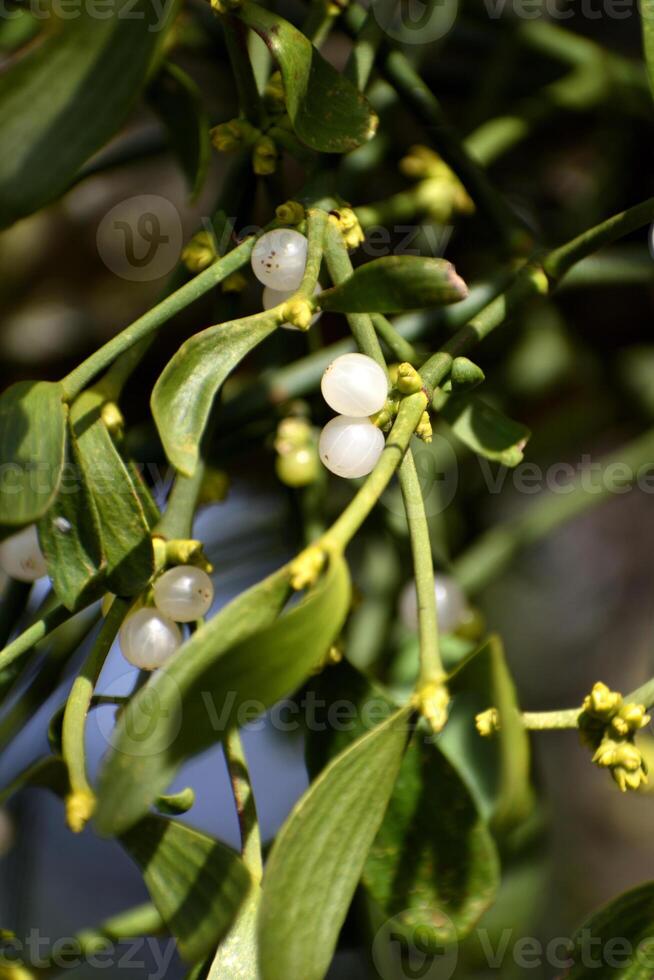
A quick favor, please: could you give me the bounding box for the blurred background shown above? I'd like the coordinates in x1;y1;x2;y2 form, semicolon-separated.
2;0;654;976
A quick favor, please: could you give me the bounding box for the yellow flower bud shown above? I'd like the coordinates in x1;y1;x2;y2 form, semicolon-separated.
66;789;96;833
290;545;326;590
182;230;217;274
221;270;248;293
415;411;433;444
210;118;257;153
101;401;124;437
582;681;622;720
264;70;285;111
252;135;277;175
412;680;449;734
276;200;306;225
395;362;424;395
279;297;314;330
476;707;500;737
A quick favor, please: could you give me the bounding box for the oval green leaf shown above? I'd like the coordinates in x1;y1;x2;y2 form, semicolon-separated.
642;0;654;101
307;662;499;950
440;395;531;468
37;445;106;612
258;703;412;980
95;555;351;836
151;312;279;476
0;381;67;527
237;1;377;153
438;635;534;835
565;882;654;978
121;815;253;964
317;256;468;314
70;389;154;596
0;0;176;227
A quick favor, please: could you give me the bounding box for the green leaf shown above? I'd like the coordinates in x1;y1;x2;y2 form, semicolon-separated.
438;635;534;835
258;704;412;980
151;312;279;476
95;555;351;835
307;663;499;950
317;256;468;313
237;1;377;153
0;0;176;228
440;395;530;467
565;882;654;978
148;62;210;200
204;889;261;980
121;815;253;964
642;0;654;100
70;390;154;596
37;445;105;612
0;381;67;527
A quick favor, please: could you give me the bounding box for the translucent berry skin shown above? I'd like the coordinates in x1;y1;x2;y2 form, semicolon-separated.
119;608;182;671
318;416;385;478
153;565;214;623
399;574;467;634
321;353;388;417
0;525;48;582
262;284;322;331
251;229;308;290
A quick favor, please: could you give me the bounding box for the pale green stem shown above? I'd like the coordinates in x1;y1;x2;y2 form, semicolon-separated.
322;392;428;552
544;196;654;281
322;221;387;368
224;728;263;882
155;210;326;541
398;451;443;685
0;603;73;674
60;236;259;400
62;597;129;802
371;313;419;364
321;196;654;550
522;709;581;730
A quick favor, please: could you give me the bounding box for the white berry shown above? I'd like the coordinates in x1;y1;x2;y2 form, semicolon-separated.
119;608;182;671
263;284;323;331
321;353;388;417
319;416;385;478
251;229;308;290
0;525;48;582
153;565;214;622
399;574;467;634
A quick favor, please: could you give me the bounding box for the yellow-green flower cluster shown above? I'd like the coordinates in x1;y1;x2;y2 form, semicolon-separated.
328;207;365;251
210;119;279;176
579;682;650;792
400;145;475;224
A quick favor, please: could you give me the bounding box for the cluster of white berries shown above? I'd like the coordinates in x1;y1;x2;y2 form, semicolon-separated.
0;525;48;582
252;229;322;331
119;565;214;672
399;573;468;635
318;353;388;478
